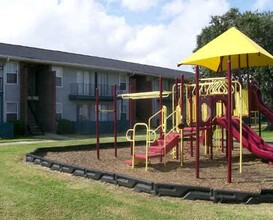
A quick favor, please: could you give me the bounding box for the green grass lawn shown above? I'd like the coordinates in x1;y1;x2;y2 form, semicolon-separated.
1;135;273;219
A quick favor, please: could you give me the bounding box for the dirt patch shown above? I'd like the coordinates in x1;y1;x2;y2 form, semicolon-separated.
43;142;273;192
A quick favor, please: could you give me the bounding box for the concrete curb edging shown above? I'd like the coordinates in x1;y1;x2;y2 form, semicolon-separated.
26;144;273;204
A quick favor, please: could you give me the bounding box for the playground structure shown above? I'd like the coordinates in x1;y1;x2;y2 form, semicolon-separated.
93;27;273;184
121;73;273;182
24;27;273;204
119;27;273;184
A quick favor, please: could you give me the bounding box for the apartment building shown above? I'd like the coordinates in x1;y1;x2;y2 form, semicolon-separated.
0;42;193;136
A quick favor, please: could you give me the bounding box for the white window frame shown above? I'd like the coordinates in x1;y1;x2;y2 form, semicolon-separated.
56;102;63;121
78;103;92;121
6;102;18;122
119;74;127;91
120;102;127;120
5;62;18;85
52;66;63;87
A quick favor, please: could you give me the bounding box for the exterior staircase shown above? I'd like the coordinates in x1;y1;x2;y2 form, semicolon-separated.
27;99;44;135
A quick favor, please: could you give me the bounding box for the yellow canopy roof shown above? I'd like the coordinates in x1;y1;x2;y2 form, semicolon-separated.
178;27;273;72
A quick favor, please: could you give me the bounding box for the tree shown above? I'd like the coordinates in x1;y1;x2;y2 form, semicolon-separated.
195;9;273;129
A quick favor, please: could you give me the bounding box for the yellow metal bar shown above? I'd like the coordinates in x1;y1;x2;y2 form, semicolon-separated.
199;77;226;81
99;109;115;113
119;91;172;100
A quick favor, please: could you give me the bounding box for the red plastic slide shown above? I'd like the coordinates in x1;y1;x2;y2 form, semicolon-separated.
214;117;273;162
250;83;273;123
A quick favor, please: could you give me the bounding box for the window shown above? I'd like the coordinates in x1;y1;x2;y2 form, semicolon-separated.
119;74;127;90
0;66;3;91
78;104;92;121
120;103;127;120
162;79;172;91
6;102;18;122
76;70;94;95
98;72;108;96
52;66;63;87
99;104;108;121
56;103;63;121
5;62;18;84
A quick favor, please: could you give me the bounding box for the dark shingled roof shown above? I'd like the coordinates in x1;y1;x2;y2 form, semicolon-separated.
0;42;193;79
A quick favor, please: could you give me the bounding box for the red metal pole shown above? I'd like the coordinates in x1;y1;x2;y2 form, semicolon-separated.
238;55;242;85
175;77;179;159
221;102;225;153
209;96;213;160
247;54;251;127
189;87;193;157
180;75;184;120
179;74;184;160
173;78;179;160
195;65;200;179
113;84;117;157
159;76;163;139
227;58;232;183
129;84;133;155
96;88;100;160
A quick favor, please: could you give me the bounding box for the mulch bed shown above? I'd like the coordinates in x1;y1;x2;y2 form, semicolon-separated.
43;142;273;192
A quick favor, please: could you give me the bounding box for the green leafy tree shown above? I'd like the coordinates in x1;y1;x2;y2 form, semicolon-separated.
195;8;273;129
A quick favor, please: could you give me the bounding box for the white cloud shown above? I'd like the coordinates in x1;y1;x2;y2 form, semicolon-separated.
161;0;185;19
253;0;273;11
111;0;159;12
0;0;230;72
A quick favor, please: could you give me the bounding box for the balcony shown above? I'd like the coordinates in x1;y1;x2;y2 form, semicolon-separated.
69;83;120;101
0;77;3;92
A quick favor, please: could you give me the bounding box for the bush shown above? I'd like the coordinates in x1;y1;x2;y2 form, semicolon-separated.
13;119;25;137
57;119;73;134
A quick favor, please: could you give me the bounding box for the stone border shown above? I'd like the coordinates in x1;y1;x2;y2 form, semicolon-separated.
25;143;273;204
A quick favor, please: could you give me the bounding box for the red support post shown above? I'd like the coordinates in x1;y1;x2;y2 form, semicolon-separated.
227;58;232;183
221;101;225;153
96;88;100;160
159;76;163;139
113;84;117;157
180;75;184;118
195;65;200;179
129;84;133;155
180;74;184;160
189;87;193;157
247;54;251;127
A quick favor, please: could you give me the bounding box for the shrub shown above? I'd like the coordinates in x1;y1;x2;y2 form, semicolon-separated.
13;119;25;136
57;119;73;134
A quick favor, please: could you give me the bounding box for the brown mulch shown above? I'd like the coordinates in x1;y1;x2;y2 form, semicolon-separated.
43;142;273;192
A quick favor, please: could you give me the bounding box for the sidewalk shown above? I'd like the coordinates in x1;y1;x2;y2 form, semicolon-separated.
0;133;75;146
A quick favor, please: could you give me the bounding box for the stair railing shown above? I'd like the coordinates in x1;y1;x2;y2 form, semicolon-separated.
148;105;167;139
163;105;182;164
126;123;157;171
27;89;44;135
126;106;167;171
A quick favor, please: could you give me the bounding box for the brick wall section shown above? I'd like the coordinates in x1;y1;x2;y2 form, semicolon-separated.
38;70;56;132
20;64;28;133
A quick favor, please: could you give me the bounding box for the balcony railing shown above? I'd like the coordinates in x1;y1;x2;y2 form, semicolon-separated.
70;83;122;98
0;77;3;92
70;83;96;96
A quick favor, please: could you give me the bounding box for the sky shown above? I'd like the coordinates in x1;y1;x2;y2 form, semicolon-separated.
0;0;272;72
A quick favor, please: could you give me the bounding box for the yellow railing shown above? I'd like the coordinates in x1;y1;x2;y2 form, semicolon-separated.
126;107;166;171
126;105;184;171
163;105;182;164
